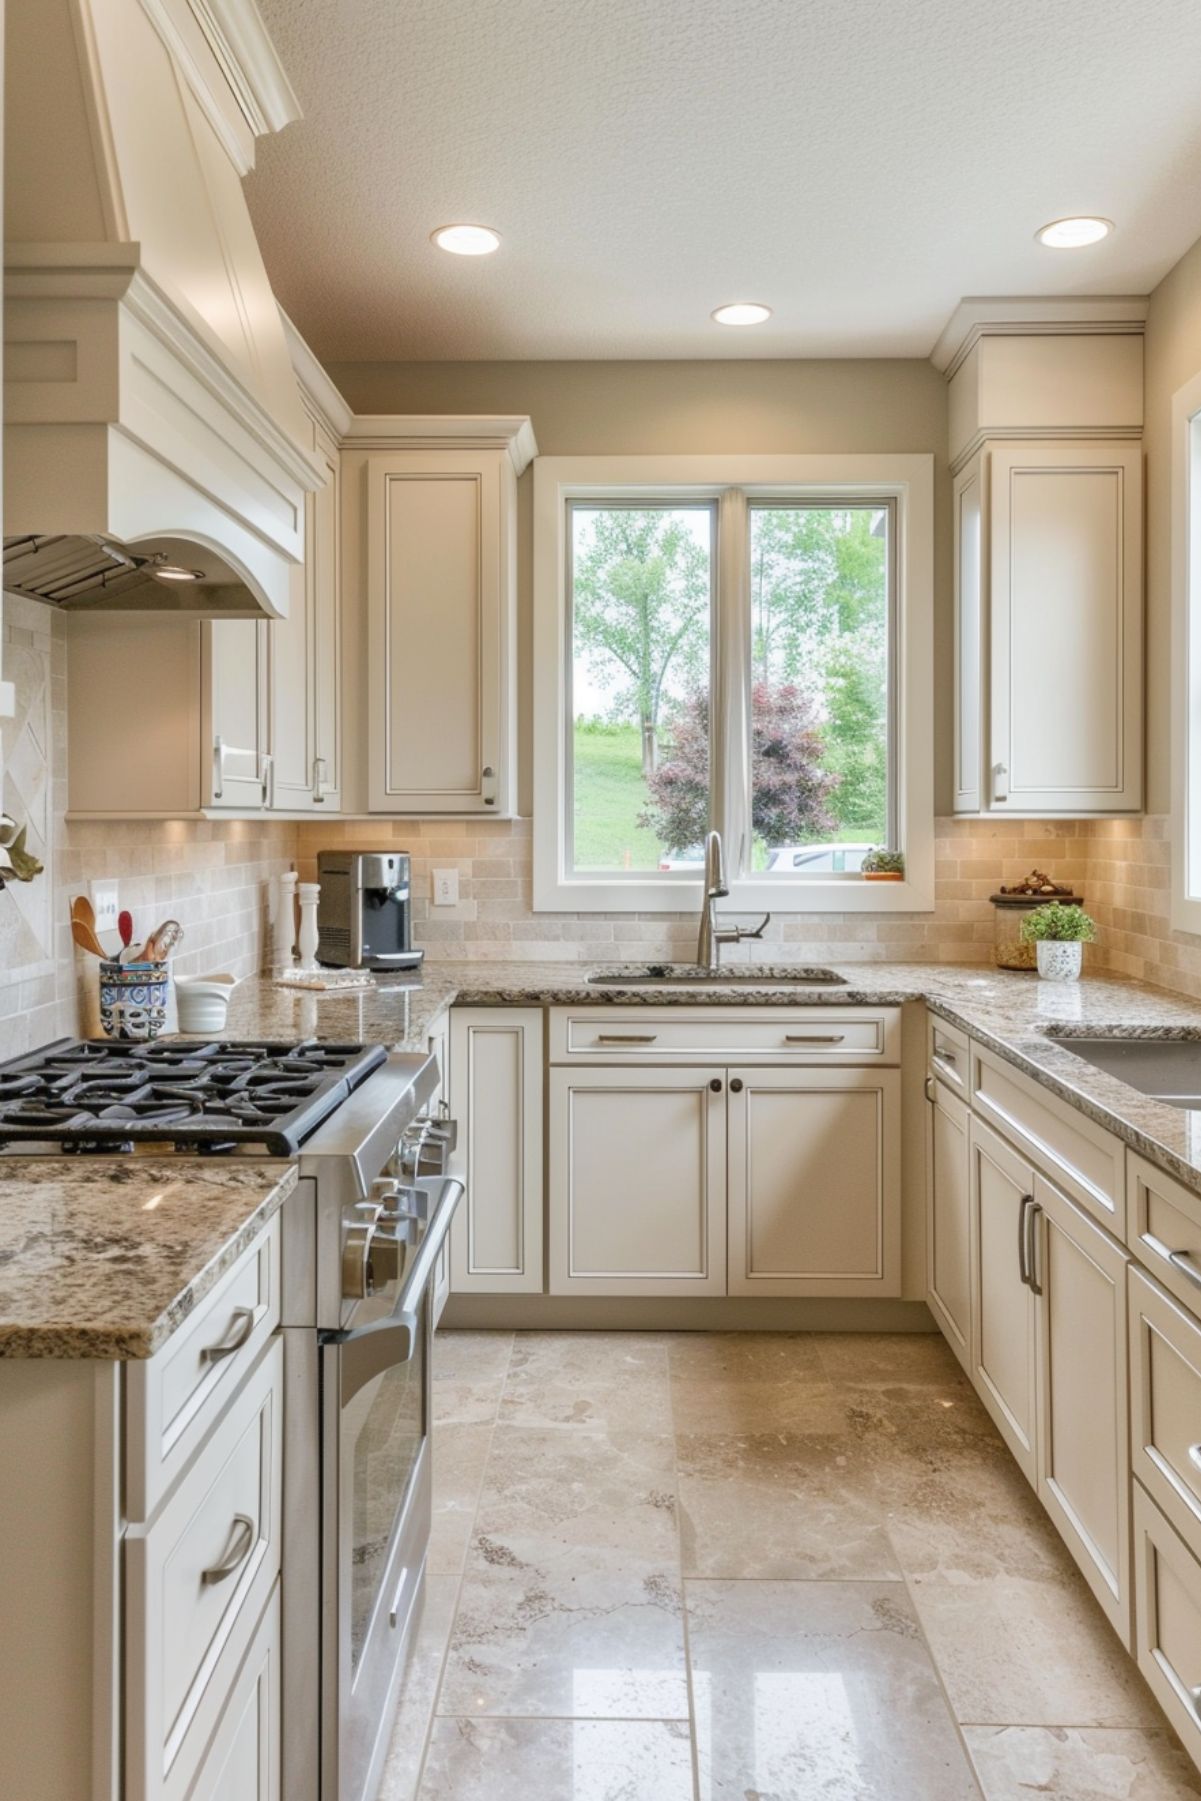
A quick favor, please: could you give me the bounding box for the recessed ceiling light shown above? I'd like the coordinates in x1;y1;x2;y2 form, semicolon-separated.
152;563;205;582
1036;216;1113;249
431;223;501;256
712;302;772;326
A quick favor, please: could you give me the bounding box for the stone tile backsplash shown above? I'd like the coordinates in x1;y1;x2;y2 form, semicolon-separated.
1;591;1196;1067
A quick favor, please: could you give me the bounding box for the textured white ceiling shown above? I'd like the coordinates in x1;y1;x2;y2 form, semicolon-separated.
245;0;1201;362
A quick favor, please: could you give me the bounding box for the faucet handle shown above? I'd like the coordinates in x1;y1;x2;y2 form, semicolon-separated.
740;913;771;940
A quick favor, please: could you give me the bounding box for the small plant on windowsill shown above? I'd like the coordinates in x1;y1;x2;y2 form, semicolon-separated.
861;848;905;882
1019;901;1097;982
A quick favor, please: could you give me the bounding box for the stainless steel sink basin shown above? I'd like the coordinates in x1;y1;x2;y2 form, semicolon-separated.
1048;1031;1201;1107
586;963;848;987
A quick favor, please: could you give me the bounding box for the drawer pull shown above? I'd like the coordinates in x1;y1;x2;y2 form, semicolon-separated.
783;1034;845;1045
924;1076;935;1104
388;1563;412;1629
1188;1444;1201;1474
1149;1237;1201;1292
201;1306;256;1362
932;1047;958;1066
201;1513;256;1586
596;1033;658;1044
1018;1194;1032;1287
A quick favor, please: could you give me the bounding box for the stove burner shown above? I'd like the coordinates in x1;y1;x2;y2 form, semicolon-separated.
0;1038;388;1155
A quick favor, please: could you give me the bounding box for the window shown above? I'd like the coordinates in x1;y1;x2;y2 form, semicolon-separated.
535;456;933;912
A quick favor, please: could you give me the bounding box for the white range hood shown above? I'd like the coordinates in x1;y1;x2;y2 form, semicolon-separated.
3;0;322;620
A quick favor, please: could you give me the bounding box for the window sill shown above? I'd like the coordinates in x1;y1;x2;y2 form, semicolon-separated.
533;871;935;914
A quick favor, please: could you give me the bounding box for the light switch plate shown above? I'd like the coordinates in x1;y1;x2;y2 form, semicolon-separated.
89;880;119;934
432;869;459;907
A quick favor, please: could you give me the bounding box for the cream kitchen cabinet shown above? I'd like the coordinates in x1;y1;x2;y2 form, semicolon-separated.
353;418;535;816
969;1115;1038;1482
548;1065;727;1296
925;1052;971;1372
953;439;1143;814
449;1008;544;1294
726;1066;900;1297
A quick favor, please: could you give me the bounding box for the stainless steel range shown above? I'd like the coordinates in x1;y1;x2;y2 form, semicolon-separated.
0;1035;461;1801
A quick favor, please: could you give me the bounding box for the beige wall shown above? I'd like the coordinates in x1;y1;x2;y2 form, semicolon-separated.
1144;233;1201;813
328;358;953;814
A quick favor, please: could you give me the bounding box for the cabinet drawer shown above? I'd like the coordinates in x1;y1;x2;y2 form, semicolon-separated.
127;1336;283;1801
1128;1152;1201;1320
1133;1482;1201;1768
1131;1267;1201;1559
549;1006;900;1065
971;1043;1123;1233
928;1013;970;1097
127;1217;280;1522
180;1581;280;1801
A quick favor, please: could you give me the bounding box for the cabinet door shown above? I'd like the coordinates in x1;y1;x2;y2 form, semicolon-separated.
927;1075;971;1370
969;1116;1037;1483
953;454;984;813
548;1066;726;1295
204;621;268;809
183;1583;280;1801
1033;1172;1131;1642
988;440;1142;812
367;450;505;813
449;1009;543;1294
269;418;341;813
726;1066;900;1297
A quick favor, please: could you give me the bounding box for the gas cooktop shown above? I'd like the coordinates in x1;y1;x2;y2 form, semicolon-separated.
0;1038;388;1156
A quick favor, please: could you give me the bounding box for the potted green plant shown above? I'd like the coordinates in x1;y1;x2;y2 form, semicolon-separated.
1018;901;1097;981
861;848;905;882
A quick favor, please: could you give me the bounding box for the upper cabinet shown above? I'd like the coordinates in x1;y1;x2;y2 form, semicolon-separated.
343;417;536;816
940;307;1146;817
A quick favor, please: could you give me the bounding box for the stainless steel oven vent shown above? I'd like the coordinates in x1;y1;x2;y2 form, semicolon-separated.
2;533;263;615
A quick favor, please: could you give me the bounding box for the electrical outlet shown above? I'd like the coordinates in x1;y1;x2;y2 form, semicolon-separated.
89;880;119;935
432;869;459;907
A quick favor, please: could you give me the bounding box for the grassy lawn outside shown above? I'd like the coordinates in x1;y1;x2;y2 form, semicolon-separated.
572;722;879;872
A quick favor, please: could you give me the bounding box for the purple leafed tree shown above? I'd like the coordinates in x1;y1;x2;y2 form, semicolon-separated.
640;682;840;854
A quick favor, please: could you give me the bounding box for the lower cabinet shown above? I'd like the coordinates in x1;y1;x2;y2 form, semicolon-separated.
726;1066;900;1296
449;1008;544;1294
1134;1482;1201;1767
926;1073;971;1369
969;1116;1038;1482
187;1582;281;1801
548;1066;727;1295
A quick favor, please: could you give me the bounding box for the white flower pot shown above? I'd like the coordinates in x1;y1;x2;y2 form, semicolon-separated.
1036;940;1083;982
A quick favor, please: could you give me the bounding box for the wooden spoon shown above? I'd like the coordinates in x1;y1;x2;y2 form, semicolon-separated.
70;916;105;958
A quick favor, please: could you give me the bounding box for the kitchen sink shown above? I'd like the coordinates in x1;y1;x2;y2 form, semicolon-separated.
586;963;848;987
1048;1030;1201;1107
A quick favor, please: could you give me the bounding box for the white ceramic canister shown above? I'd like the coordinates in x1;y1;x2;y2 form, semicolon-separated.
175;974;236;1034
1036;940;1083;982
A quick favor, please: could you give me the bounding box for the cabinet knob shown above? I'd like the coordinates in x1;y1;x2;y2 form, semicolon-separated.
729;1078;744;1093
709;1078;722;1093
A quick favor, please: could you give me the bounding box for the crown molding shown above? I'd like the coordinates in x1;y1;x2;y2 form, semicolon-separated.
344;414;539;476
931;294;1149;377
280;311;354;442
139;0;301;175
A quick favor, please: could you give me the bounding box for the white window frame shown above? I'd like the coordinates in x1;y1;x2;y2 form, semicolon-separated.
533;453;934;914
1172;369;1201;933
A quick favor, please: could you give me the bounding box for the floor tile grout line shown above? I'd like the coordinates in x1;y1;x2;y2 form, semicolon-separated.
411;1329;516;1799
668;1336;704;1801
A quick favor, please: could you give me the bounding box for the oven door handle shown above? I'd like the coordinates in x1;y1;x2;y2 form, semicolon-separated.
324;1176;463;1359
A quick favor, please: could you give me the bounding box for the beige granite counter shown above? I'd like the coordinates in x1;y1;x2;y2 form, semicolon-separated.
0;1159;296;1359
221;960;1201;1197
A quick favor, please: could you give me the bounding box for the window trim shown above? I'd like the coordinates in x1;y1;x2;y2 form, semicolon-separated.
533;454;934;914
1171;369;1201;933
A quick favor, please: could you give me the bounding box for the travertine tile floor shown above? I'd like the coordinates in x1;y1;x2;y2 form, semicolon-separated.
379;1330;1201;1801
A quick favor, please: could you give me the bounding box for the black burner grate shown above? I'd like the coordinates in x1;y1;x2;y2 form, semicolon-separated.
0;1038;388;1155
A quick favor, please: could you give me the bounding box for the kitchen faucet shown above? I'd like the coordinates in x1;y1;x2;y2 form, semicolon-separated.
695;830;771;970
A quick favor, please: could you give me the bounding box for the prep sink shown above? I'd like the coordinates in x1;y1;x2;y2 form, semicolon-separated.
1049;1031;1201;1107
586;963;848;986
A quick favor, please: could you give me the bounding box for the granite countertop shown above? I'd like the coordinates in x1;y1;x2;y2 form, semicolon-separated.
0;1159;296;1359
221;960;1201;1197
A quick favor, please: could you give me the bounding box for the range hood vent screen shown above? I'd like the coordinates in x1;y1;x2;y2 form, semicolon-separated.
2;534;263;616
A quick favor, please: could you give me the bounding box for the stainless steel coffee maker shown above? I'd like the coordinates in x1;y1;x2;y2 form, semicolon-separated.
315;851;424;970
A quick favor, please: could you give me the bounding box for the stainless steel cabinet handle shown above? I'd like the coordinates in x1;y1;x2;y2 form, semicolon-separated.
201;1305;256;1362
1026;1201;1043;1296
932;1048;957;1066
1187;1443;1201;1473
784;1034;845;1045
1167;1247;1201;1292
388;1564;412;1629
596;1033;658;1044
1022;1188;1037;1289
924;1075;935;1104
260;752;274;808
201;1514;255;1585
993;761;1009;804
313;755;327;804
213;736;226;801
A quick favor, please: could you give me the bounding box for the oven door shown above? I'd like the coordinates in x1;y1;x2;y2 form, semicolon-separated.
321;1176;463;1801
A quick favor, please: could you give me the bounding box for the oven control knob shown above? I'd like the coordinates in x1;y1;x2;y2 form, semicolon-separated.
373;1179;429;1222
369;1220;418;1287
342;1220;378;1300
